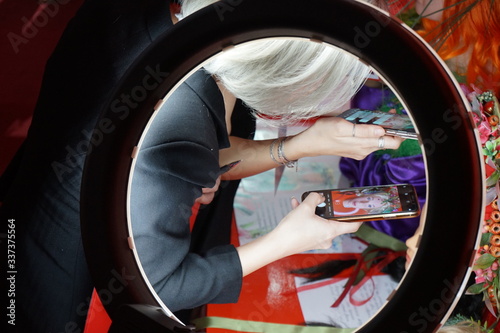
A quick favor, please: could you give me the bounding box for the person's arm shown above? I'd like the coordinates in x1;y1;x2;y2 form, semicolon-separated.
236;192;362;276
220;116;404;180
130;70;245;311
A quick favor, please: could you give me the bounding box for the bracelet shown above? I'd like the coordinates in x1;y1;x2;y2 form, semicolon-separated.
269;138;282;166
277;137;298;171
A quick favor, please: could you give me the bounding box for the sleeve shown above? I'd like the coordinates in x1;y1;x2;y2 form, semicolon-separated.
129;77;242;311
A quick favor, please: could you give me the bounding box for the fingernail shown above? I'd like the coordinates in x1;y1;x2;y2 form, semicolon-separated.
219;160;242;174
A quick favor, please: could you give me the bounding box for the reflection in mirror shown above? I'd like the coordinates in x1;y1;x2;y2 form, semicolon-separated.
128;36;426;331
225;81;425;329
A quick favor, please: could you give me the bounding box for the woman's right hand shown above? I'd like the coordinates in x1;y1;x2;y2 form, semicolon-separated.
274;192;362;255
236;192;361;276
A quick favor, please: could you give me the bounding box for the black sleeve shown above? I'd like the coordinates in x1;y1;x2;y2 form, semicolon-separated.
130;71;242;311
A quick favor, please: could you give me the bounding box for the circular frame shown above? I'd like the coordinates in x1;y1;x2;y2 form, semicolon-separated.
80;0;484;331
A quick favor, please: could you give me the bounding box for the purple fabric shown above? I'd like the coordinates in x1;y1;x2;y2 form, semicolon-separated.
339;85;426;241
340;153;426;242
351;85;389;110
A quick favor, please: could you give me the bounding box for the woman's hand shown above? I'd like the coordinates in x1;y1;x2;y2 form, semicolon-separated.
286;116;404;161
220;116;404;180
275;192;362;254
194;176;221;205
236;192;361;276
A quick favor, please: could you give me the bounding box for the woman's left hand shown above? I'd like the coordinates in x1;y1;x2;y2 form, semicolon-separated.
220;116;404;180
195;176;221;205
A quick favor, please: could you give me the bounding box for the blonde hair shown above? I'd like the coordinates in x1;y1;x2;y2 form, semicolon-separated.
180;0;370;126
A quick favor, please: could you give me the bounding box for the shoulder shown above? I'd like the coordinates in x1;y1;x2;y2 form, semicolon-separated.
142;69;228;149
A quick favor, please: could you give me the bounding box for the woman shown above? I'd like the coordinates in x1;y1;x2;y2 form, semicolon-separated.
130;0;403;313
0;0;402;331
333;190;397;215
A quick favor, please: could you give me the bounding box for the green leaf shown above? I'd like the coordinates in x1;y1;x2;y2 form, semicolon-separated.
481;233;493;247
353;269;366;286
486;171;500;187
355;224;407;251
397;7;421;28
473;253;497;270
466;282;487;294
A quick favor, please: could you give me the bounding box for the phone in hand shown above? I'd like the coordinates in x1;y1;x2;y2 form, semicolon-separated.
301;184;420;222
338;108;418;140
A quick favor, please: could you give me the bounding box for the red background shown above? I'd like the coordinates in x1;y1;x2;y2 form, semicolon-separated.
0;0;83;174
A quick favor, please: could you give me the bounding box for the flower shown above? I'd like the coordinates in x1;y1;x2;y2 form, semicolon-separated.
474;112;494;144
466;87;500;317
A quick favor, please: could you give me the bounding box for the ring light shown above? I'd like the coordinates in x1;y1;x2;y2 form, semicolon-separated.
80;0;484;331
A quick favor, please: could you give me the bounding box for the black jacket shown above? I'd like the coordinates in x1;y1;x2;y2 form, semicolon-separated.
0;0;247;331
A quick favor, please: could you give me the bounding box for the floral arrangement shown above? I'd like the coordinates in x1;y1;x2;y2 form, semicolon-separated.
464;85;500;323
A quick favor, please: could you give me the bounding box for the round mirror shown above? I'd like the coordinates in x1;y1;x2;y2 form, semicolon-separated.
80;0;483;332
128;39;421;331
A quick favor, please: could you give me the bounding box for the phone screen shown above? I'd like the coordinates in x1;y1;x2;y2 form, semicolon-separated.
338;108;417;139
303;184;419;221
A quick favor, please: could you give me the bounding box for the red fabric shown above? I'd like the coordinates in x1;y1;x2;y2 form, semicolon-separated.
0;0;83;174
83;290;112;333
330;248;405;307
386;0;412;15
482;307;500;332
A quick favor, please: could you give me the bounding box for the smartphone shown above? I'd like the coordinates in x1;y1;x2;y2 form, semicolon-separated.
338;108;418;140
301;184;420;222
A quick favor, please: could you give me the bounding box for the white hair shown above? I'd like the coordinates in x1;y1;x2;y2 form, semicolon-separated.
179;0;217;18
437;322;482;333
180;0;371;126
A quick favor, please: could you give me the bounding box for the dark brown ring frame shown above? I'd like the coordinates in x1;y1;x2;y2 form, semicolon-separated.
80;0;484;331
